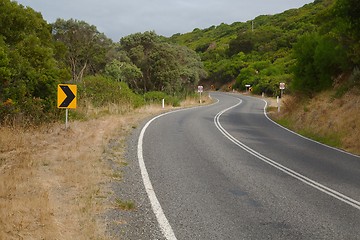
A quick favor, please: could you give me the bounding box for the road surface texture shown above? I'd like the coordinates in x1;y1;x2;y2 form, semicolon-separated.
120;92;360;239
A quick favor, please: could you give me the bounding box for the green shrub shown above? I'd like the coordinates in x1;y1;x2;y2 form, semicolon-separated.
79;75;144;108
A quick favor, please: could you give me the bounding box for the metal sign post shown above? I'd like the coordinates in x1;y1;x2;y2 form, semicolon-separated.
65;108;69;129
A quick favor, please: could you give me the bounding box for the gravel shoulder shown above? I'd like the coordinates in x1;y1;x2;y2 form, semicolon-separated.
104;115;165;240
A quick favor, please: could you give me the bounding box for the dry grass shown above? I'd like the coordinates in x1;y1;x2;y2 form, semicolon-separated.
0;119;115;239
180;93;212;107
270;89;360;155
0;96;206;239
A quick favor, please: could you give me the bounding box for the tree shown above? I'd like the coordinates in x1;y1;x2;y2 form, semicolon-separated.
292;33;348;94
105;60;143;91
0;0;63;123
333;0;360;65
52;19;114;82
118;32;206;94
228;32;254;56
335;0;360;34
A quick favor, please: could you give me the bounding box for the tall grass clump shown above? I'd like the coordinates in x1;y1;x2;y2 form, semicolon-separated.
144;91;181;107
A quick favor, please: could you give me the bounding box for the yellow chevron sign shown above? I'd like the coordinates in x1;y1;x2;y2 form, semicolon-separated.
57;84;77;109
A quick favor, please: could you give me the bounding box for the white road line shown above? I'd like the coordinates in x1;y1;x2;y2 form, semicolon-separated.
261;99;360;159
137;98;220;240
138;111;178;240
213;96;360;210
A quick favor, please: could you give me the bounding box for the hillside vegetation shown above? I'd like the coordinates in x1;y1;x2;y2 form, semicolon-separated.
170;0;360;97
1;0;359;126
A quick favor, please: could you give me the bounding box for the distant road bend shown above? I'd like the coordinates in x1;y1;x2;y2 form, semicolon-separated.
137;92;360;240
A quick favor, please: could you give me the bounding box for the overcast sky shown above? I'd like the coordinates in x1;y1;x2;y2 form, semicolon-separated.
15;0;314;41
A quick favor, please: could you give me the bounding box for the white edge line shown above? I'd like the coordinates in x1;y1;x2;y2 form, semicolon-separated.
260;98;360;159
214;97;360;210
138;111;177;240
137;99;219;240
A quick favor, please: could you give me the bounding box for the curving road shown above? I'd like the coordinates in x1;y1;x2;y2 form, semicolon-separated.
138;92;360;240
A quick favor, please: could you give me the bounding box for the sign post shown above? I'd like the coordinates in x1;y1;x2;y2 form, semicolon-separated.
198;85;203;104
57;84;77;129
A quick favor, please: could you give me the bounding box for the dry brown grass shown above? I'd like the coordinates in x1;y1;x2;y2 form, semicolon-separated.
180;93;212;107
270;89;360;155
0;97;205;239
0;119;115;239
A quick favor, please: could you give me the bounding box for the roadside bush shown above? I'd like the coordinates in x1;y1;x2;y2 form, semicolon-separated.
79;75;144;108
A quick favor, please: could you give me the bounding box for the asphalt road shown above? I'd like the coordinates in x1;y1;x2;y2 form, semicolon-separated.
139;92;360;240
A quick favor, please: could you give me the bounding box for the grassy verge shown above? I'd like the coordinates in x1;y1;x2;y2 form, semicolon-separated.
268;90;360;156
273;117;342;148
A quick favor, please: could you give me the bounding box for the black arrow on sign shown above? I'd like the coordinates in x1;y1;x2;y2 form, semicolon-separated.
59;85;75;107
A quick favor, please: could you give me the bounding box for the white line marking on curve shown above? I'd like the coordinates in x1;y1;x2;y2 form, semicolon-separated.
213;96;360;210
138;111;179;240
137;99;220;240
260;99;360;159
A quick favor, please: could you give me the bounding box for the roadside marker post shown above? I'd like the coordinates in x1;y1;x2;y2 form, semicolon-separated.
278;83;286;113
57;84;77;129
198;85;203;104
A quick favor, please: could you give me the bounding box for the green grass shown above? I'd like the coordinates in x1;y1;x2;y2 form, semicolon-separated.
111;172;122;180
298;129;342;148
274;117;292;129
114;198;136;210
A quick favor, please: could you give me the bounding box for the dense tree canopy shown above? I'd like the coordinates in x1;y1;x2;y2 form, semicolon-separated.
52;19;114;82
118;31;207;94
0;0;64;123
333;0;360;65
